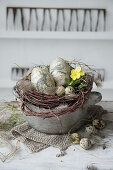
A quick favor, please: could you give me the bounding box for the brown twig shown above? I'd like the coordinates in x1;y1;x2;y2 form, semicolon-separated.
14;74;93;118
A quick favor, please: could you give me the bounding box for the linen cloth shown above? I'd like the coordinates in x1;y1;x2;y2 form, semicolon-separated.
12;123;71;156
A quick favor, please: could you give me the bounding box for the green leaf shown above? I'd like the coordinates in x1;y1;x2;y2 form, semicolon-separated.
78;84;87;88
69;80;74;86
73;80;80;86
70;80;80;87
65;78;71;85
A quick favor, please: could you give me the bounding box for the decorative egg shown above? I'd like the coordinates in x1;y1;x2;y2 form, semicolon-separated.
80;138;92;150
50;57;71;86
65;86;75;95
56;86;65;96
70;133;81;144
92;119;106;130
31;66;55;95
85;125;97;135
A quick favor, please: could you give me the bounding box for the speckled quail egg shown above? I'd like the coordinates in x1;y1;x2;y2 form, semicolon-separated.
92;119;106;130
70;133;81;144
80;138;92;150
65;86;75;95
85;125;97;135
56;86;65;96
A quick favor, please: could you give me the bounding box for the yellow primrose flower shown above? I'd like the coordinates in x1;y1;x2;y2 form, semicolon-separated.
75;67;82;73
70;67;85;80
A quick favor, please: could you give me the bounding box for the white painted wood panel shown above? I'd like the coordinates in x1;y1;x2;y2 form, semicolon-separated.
0;0;112;32
22;8;30;31
14;9;23;31
29;9;37;31
7;8;14;30
6;8;107;32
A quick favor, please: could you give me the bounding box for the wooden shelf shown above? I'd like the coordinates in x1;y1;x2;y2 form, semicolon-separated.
0;31;113;40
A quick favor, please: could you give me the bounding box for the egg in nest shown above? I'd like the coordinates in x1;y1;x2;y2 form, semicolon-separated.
50;57;71;86
31;66;55;95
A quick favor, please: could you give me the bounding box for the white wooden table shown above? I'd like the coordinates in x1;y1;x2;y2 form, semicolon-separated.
0;102;113;170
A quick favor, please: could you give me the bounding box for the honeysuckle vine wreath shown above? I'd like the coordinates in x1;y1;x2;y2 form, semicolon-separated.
14;68;94;118
15;81;93;118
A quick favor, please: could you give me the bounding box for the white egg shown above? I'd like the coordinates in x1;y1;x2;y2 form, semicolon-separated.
50;57;71;86
31;66;55;94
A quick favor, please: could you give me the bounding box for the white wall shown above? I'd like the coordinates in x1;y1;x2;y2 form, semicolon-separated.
0;0;113;101
0;38;113;88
